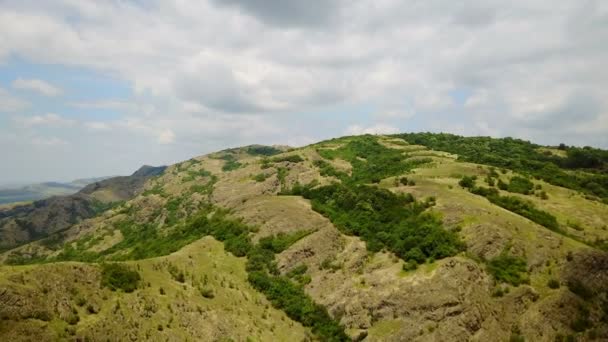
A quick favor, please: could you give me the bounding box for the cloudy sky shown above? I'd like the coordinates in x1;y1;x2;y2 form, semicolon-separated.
0;0;607;184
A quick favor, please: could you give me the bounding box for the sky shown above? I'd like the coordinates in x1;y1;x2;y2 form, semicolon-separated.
0;0;607;184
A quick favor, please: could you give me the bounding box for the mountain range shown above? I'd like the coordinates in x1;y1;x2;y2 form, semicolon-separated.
0;177;113;206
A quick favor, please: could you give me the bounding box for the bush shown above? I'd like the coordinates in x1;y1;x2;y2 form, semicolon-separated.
220;154;242;171
100;263;141;293
487;254;528;286
247;145;281;156
313;159;348;179
253;173;268;182
506;176;535;194
568;280;594;300
459;176;476;189
548;279;560;289
272;155;304;163
200;288;215;299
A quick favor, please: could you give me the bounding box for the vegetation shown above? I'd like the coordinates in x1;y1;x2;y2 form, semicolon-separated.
313;159;348;179
486;253;528;286
398;133;608;202
461;176;560;232
317;135;430;184
219;154;242;171
246;145;282;156
272;154;304;163
253;173;269;182
291;183;464;264
100;263;141;292
503;176;535;194
245;232;348;341
182;169;212;182
547;279;560;289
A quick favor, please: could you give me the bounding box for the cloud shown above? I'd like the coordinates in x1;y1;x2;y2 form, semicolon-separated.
15;113;75;127
345;123;399;136
1;0;608;182
158;129;175;144
0;86;29;112
210;0;340;27
12;78;63;96
84;121;110;130
31;136;68;146
69;100;134;110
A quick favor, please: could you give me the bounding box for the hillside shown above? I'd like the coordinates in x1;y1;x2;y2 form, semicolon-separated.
0;134;607;341
0;166;166;252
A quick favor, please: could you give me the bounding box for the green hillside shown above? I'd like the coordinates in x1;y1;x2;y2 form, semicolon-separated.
1;133;607;341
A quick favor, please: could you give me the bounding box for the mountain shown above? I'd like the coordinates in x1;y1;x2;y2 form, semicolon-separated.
0;165;166;252
0;134;607;341
0;177;112;205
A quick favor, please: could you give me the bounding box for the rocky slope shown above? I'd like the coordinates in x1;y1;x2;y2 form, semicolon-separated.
0;134;607;341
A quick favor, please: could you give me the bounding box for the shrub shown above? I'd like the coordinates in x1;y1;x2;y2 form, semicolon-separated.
100;263;141;293
548;279;560;289
247;145;281;156
200;288;215;299
506;176;535;194
403;260;418;271
253;173;268;182
272;155;304;163
220;154;242;171
313;159;348;179
487;254;528;286
568;280;594;300
459;176;476;189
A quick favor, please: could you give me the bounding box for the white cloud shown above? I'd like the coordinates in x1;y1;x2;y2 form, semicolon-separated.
0;0;607;183
0;87;29;112
158;129;175;144
31;136;68;146
69;100;134;110
12;78;63;96
84;121;110;130
374;108;414;120
15;113;75;127
345;123;399;136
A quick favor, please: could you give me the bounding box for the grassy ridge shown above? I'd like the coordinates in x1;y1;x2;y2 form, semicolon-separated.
398;132;608;202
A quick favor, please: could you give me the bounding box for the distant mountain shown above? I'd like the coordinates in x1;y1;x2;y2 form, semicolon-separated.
0;177;113;205
0;165;166;251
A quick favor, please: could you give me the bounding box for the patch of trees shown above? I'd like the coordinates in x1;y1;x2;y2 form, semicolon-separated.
501;176;534;194
460;175;560;232
290;183;464;267
100;263;141;292
219;154;242;171
313;159;348;179
246;145;282;156
397;133;608;202
271;154;304;163
317;135;431;184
